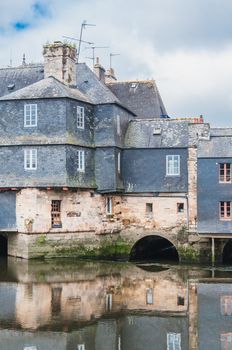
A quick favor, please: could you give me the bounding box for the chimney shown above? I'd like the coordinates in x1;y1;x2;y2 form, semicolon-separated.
43;41;77;86
94;57;105;83
105;67;117;83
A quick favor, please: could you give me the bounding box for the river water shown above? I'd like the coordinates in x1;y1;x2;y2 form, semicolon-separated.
0;257;232;350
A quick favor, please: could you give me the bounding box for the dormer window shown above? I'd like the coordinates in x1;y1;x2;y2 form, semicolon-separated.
77;106;84;129
24;104;37;127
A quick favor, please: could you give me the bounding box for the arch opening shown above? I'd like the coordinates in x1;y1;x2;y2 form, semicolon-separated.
222;240;232;264
0;235;8;257
129;235;179;263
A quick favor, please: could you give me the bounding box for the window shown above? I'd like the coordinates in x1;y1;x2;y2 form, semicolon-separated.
146;203;153;214
220;202;232;220
77;345;85;350
221;333;232;350
24;149;37;170
24;104;37;127
77;106;84;129
219;163;231;183
166;155;180;176
117;152;121;174
77;150;85;172
167;333;181;350
221;296;232;315
116;115;121;135
51;287;62;315
177;203;184;213
146;288;153;304
177;296;185;306
106;293;113;311
51;200;62;228
106;197;113;215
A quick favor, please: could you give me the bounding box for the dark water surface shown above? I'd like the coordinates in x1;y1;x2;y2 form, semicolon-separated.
0;257;232;350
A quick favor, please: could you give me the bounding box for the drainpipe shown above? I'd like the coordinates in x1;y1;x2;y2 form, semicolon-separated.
211;237;215;266
186;194;189;230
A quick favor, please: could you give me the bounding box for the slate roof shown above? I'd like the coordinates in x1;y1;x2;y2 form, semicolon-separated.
107;80;168;119
210;128;232;136
76;63;120;104
198;136;232;158
0;76;90;103
0;64;44;97
124;119;189;148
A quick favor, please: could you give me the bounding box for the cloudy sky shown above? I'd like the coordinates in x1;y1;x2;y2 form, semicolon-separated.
0;0;232;126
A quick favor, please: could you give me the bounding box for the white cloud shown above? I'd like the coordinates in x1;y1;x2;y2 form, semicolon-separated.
0;0;231;126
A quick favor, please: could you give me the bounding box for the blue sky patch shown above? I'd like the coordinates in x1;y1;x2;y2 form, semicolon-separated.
32;2;50;18
13;22;30;31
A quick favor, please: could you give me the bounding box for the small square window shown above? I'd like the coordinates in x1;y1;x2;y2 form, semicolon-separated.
177;296;185;306
177;203;184;213
146;203;153;213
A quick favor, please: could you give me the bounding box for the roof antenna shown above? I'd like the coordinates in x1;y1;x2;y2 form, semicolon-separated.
85;45;109;68
22;53;26;66
110;53;120;69
63;20;96;64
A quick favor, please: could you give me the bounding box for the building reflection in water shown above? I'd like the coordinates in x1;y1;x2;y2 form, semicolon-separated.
0;258;231;349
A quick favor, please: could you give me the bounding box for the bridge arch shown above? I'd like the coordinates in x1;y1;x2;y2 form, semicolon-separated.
222;239;232;264
129;235;179;262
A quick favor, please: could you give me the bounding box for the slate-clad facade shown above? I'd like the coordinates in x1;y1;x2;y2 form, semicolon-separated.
198;132;232;235
0;40;229;260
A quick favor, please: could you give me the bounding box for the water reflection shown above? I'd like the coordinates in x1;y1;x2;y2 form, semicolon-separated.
0;258;231;349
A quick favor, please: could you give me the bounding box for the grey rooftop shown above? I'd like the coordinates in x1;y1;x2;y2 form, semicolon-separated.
107;80;168;119
124;119;189;148
0;76;91;103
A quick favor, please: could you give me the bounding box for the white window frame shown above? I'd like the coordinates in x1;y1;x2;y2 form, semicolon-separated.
77;106;85;129
77;345;85;350
24;104;37;127
118;152;121;174
106;293;113;311
106;197;113;215
116;115;121;135
167;333;181;350
77;150;85;172
24;149;37;170
146;288;153;304
166;155;180;176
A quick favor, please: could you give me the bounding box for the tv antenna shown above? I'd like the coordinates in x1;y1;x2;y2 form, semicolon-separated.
63;20;96;63
85;45;109;67
110;53;120;69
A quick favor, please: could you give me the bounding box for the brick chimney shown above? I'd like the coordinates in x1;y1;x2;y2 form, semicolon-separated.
94;57;105;83
105;68;117;83
43;41;77;86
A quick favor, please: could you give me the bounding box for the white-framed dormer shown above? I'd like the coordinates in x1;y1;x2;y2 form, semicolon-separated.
24;104;37;127
77;106;85;129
